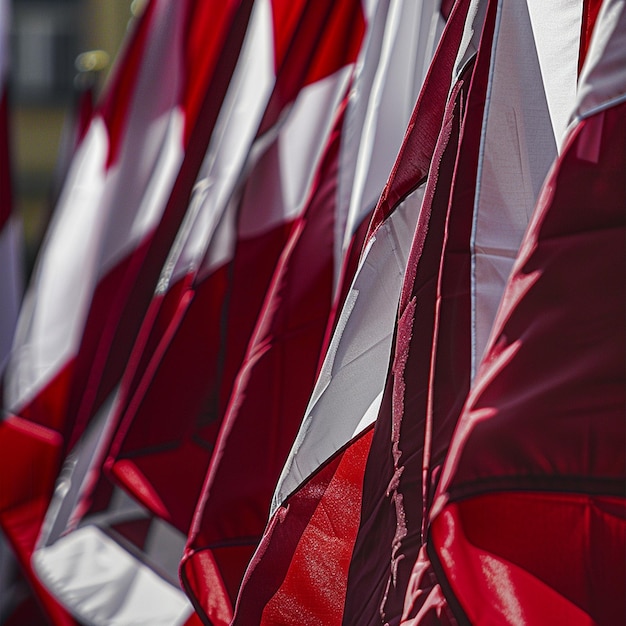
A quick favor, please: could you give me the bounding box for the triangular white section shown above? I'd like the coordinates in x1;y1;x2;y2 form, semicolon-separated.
272;185;423;512
526;0;583;149
5;119;109;414
470;0;578;375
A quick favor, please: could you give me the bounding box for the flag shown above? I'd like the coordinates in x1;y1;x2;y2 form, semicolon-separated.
346;0;588;622
0;0;251;621
28;0;372;623
231;2;468;623
428;2;626;623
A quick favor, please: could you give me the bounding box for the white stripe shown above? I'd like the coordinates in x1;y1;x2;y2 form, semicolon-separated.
272;185;423;512
574;0;626;122
470;0;575;378
33;525;193;626
6;121;109;413
526;0;583;150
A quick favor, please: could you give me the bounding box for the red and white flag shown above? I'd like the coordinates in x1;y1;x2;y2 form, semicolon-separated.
26;0;378;623
235;0;593;622
347;0;587;622
230;2;466;623
0;0;249;621
429;3;626;623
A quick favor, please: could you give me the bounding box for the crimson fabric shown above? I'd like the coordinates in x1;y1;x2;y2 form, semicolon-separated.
343;3;498;623
181;94;350;626
232;429;374;625
431;101;626;625
105;224;292;533
231;4;475;623
0;417;74;625
0;2;254;620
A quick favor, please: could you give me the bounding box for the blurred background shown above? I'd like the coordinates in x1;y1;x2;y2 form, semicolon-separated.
7;0;144;277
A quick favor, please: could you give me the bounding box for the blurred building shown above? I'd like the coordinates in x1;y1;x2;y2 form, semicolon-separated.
9;0;137;274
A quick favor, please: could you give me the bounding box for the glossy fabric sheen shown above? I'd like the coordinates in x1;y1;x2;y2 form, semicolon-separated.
232;429;374;625
432;100;626;626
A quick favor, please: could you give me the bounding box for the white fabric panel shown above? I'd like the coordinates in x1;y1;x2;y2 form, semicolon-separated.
0;217;22;377
5;0;190;412
340;0;443;260
272;185;424;512
526;0;582;149
98;0;187;271
33;525;193;626
470;0;563;376
163;0;276;285
5;120;109;413
575;0;626;121
237;67;351;238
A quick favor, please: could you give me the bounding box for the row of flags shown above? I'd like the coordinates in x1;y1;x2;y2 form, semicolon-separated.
0;0;623;624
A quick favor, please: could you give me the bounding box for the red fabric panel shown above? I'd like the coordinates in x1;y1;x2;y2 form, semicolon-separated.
261;430;374;625
182;94;346;625
260;0;364;134
0;499;77;626
0;416;62;512
432;493;626;625
431;101;626;626
579;0;604;74
231;429;373;625
110;442;211;531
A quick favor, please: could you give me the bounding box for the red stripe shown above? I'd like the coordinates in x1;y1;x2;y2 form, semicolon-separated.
181;0;243;144
432;493;626;625
578;0;604;74
260;0;365;135
345;1;498;621
231;429;374;625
